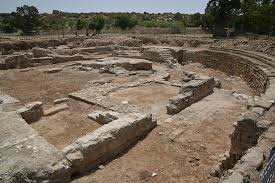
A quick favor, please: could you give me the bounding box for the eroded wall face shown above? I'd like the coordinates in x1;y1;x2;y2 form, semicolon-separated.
192;50;269;95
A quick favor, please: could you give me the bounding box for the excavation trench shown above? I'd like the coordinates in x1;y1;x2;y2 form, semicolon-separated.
0;44;273;183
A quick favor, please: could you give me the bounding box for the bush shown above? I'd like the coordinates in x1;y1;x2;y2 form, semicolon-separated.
170;23;182;34
115;14;138;30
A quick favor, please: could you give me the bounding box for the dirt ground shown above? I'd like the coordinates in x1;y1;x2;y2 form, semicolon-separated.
109;83;179;122
73;90;247;183
0;63;111;108
31;100;104;149
0;58;255;181
0;62;113;149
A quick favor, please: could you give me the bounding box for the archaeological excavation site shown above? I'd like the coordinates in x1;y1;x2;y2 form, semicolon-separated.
0;34;274;183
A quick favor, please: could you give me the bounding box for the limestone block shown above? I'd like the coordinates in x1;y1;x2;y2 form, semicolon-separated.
44;104;69;116
63;113;157;174
54;98;69;105
42;67;63;74
32;47;53;58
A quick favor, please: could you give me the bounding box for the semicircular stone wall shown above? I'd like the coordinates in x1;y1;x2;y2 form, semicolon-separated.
191;49;271;96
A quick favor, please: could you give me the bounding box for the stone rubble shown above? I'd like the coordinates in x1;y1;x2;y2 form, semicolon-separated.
17;101;44;124
88;110;124;124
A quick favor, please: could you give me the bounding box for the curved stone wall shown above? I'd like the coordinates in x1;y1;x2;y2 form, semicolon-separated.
192;49;270;95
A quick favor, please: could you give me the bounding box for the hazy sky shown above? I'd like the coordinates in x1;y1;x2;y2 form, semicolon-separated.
0;0;208;14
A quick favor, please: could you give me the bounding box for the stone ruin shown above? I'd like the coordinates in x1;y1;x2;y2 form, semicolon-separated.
167;72;216;115
0;36;274;183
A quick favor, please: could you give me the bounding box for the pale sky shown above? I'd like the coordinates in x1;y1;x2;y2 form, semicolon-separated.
0;0;208;14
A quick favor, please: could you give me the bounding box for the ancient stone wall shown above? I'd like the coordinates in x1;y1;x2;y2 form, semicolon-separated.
167;75;215;115
0;37;86;52
192;50;269;95
63;113;157;175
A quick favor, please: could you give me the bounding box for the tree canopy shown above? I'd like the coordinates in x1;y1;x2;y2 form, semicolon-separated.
14;5;40;35
204;0;275;35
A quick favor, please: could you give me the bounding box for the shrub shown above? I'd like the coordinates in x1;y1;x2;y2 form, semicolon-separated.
170;23;182;34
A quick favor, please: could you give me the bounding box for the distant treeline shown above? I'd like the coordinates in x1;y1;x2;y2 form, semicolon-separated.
0;0;274;36
0;6;203;36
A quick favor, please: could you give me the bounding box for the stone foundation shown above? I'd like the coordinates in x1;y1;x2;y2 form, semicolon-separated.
63;113;157;174
167;75;215;115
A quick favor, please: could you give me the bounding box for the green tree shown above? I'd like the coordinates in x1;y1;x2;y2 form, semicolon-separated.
170;23;182;34
249;4;273;34
204;0;274;35
88;19;96;35
14;5;40;35
190;13;203;27
75;19;85;36
181;15;189;34
94;15;106;33
115;14;138;31
0;14;17;33
173;12;182;21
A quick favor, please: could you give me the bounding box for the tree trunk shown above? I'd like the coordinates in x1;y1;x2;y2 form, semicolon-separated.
86;28;89;36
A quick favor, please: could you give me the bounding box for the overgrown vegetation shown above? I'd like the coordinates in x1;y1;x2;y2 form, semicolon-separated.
0;1;274;36
204;0;275;35
0;6;204;36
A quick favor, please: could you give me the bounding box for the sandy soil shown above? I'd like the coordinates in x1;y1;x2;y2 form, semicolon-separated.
0;60;255;181
31;100;104;149
109;83;179;122
0;63;111;108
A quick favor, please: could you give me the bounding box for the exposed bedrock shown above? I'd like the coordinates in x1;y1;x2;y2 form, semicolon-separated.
63;113;157;175
167;75;215;115
0;111;71;183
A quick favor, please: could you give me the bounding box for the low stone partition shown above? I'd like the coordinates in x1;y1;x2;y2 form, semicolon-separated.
167;74;215;115
63;113;157;174
192;50;270;95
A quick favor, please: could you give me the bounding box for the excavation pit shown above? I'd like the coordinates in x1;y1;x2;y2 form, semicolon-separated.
0;36;274;183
